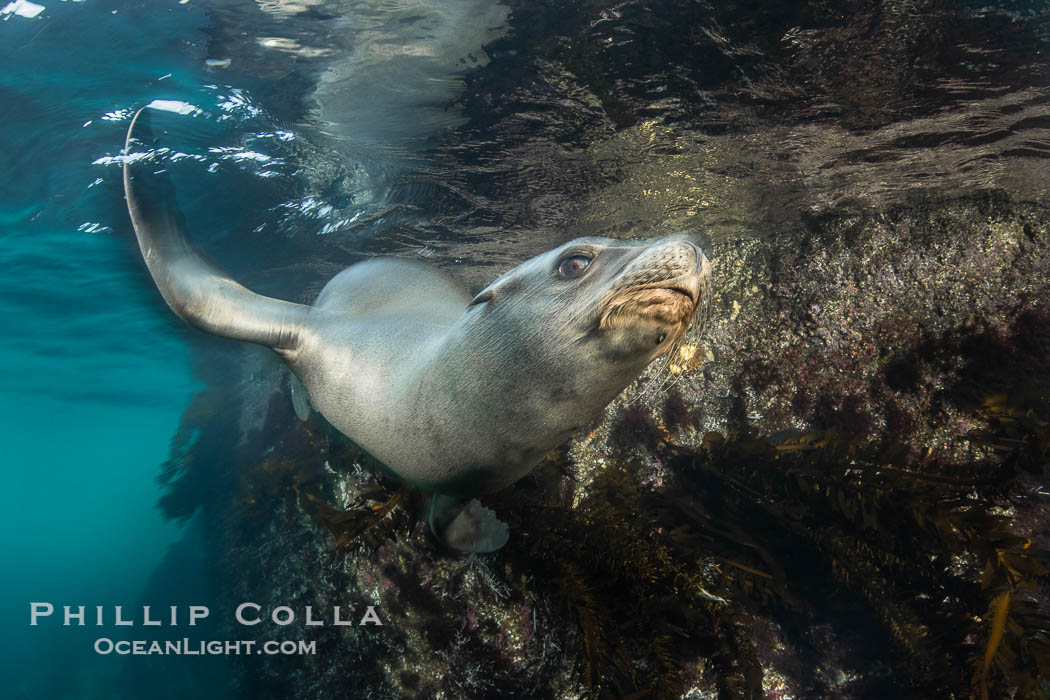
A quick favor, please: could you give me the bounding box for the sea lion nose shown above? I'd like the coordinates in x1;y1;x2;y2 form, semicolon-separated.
656;237;701;268
666;232;711;264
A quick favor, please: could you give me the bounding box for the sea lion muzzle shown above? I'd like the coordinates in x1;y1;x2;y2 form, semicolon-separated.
599;240;707;345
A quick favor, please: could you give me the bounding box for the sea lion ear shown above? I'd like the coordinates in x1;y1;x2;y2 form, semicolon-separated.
469;287;494;306
468;269;521;306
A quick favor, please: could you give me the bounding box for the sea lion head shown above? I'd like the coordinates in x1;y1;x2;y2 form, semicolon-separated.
420;235;711;495
468;234;710;366
458;235;711;431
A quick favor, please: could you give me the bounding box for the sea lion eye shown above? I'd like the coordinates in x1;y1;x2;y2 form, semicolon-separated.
558;254;592;278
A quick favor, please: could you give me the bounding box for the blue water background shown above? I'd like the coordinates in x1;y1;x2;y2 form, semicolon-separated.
0;2;250;696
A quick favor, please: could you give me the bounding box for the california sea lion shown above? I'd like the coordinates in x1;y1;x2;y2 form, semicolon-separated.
123;107;711;552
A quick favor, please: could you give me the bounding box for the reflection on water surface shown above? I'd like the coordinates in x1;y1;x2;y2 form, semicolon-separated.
186;0;1050;277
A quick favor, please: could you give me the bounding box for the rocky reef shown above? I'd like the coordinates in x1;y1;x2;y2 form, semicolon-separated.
150;196;1050;699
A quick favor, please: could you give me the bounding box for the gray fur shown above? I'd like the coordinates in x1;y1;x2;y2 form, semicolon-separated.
123;107;710;552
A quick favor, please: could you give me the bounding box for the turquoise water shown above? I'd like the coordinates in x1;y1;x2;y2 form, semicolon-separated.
0;1;488;694
0;2;236;696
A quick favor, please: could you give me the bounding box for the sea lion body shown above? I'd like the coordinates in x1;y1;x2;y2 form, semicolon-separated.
291;258;496;493
123;107;711;552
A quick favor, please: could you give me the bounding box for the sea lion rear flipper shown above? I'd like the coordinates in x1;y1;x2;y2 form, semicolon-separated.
123;107;309;353
428;494;509;553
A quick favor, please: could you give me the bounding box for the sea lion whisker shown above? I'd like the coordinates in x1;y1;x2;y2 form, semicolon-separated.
629;364;668;406
626;380;654;406
661;368;689;394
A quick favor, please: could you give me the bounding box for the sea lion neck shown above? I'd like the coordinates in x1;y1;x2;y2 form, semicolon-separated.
416;299;640;436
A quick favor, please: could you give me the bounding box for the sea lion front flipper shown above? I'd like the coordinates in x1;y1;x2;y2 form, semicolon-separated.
288;372;312;421
428;494;509;553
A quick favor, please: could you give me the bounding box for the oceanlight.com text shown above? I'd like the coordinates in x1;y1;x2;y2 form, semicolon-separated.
93;638;317;656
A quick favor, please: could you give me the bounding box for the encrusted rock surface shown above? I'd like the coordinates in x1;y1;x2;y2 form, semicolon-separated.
150;196;1049;699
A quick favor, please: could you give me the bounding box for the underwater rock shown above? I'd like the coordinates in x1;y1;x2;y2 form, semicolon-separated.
167;196;1050;699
